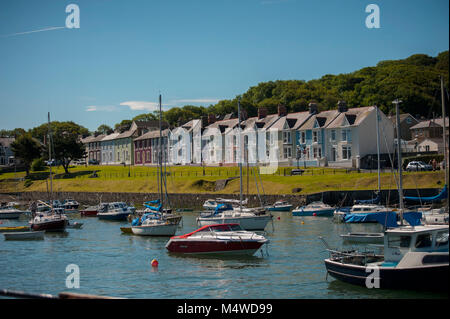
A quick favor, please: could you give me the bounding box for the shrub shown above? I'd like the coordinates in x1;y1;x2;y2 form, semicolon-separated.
31;158;46;172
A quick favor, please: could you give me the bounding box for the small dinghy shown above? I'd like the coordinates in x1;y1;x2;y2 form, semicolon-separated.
340;232;384;244
3;231;45;240
66;222;83;229
0;226;30;233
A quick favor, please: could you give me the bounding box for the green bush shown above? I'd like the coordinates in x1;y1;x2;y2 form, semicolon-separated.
24;179;33;188
31;158;46;172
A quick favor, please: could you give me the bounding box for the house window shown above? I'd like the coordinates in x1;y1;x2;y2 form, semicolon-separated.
425;145;430;152
178;149;182;157
283;131;291;144
233;135;237;145
283;146;292;159
331;130;336;141
313;131;319;143
342;146;351;160
300;131;306;144
342;129;347;142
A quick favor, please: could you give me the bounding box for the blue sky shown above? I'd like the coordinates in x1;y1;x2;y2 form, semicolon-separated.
0;0;448;132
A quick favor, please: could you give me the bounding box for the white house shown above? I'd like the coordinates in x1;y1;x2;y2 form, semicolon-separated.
169;119;204;165
202;116;239;166
325;104;395;168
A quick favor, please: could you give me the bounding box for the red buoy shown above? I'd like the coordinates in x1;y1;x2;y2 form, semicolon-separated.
313;213;317;216
151;259;159;267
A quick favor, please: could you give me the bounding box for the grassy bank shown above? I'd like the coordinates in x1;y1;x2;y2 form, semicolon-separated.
0;165;446;195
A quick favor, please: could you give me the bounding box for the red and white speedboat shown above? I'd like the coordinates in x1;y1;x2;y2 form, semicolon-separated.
165;223;268;255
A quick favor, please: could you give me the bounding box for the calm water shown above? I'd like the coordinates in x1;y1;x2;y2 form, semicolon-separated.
0;212;446;299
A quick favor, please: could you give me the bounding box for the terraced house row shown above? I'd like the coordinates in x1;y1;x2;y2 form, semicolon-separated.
81;101;396;169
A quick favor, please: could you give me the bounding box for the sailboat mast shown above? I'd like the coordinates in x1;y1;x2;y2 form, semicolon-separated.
393;99;404;223
48;112;53;210
440;76;449;206
238;97;243;211
159;94;164;208
376;105;381;193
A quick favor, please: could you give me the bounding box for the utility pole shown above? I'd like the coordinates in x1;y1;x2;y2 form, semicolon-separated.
238;97;243;211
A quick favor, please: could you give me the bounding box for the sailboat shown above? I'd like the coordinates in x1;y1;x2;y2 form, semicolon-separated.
406;77;449;225
196;97;273;230
321;99;449;291
130;94;181;236
29;113;68;232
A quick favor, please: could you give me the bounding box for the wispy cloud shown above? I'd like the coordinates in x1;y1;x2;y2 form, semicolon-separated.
85;105;118;112
119;101;172;112
0;26;66;38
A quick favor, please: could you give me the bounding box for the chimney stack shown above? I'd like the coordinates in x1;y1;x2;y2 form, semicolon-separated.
308;102;318;114
277;104;287;116
240;109;248;121
208;114;216;125
258;107;268;119
201;116;208;127
337;100;348;113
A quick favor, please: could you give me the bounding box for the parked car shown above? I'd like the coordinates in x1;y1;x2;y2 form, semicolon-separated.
406;161;432;172
72;159;86;165
88;159;99;165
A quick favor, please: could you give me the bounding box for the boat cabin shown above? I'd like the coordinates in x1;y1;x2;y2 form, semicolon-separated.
350;204;388;213
384;225;449;263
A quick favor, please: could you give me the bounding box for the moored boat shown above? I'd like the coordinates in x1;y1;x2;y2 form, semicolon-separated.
324;224;449;291
292;201;334;217
30;208;68;232
3;231;45;240
197;204;272;230
166;223;268;255
97;202;133;221
0;205;24;219
266;200;293;212
0;226;30;233
131;211;178;236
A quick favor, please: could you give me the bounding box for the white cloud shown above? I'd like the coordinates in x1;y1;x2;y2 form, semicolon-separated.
119;101;160;111
85;105;117;112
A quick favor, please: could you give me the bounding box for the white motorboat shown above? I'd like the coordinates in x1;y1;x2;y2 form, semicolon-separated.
0;206;24;219
30;208;68;232
97;202;134;221
202;198;248;211
131;211;178;236
292;201;335;217
419;207;449;225
197;205;272;231
3;230;45;240
62;199;80;212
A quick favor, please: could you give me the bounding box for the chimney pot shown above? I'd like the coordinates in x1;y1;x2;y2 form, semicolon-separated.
277;104;287;116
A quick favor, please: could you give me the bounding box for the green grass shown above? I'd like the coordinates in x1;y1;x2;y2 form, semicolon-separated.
0;165;446;195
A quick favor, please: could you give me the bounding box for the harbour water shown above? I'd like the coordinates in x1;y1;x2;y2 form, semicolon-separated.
0;211;446;299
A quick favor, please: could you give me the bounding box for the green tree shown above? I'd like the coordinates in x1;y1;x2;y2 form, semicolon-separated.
50;133;86;174
97;124;113;135
10;134;42;176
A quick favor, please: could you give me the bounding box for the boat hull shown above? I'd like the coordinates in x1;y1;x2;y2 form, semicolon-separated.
166;239;265;255
3;231;45;240
324;259;449;292
0;212;22;219
131;224;178;236
197;215;272;230
267;206;292;212
98;213;129;221
80;209;98;217
292;209;334;217
30;218;67;232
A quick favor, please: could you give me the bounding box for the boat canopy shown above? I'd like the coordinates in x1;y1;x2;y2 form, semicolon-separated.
213;203;233;214
404;185;447;203
354;193;381;205
144;202;162;212
344;211;423;228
